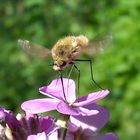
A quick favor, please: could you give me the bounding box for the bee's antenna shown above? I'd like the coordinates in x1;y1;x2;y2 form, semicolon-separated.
75;59;103;90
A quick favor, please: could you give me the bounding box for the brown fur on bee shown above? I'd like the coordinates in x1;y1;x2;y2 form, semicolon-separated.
51;35;89;71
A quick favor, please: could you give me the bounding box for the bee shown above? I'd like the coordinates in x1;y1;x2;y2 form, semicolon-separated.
18;34;111;71
18;35;88;71
18;34;112;99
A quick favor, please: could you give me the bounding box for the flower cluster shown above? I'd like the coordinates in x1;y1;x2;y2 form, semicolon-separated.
0;107;58;140
0;78;118;140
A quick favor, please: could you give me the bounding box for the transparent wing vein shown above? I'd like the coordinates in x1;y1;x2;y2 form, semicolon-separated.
18;39;51;58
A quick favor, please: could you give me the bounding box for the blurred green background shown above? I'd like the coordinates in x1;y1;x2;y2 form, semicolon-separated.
0;0;140;139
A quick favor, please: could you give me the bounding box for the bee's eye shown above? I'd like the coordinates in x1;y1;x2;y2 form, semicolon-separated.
59;50;65;56
60;61;66;67
72;50;76;53
72;47;79;54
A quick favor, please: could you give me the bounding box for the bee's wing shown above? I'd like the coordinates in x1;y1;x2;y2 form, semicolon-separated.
83;33;113;56
18;39;51;58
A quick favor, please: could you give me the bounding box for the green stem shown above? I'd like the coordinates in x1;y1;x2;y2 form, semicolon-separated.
58;114;70;140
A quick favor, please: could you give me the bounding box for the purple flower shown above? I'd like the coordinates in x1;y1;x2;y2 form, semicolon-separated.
27;130;58;140
21;78;109;116
0;107;58;140
66;104;119;140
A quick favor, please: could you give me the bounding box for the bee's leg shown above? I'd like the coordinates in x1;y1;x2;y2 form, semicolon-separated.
48;63;60;86
56;71;61;86
73;64;80;99
67;63;80;98
67;63;75;78
66;64;74;98
59;71;67;102
75;59;103;90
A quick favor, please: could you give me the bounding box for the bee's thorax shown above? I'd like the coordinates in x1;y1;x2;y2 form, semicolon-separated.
51;35;89;71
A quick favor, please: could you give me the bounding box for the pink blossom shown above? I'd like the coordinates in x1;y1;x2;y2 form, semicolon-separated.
66;104;118;140
21;78;109;116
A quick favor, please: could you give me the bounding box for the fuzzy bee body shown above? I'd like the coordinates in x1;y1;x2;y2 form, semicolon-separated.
18;34;111;71
51;35;89;70
18;35;89;71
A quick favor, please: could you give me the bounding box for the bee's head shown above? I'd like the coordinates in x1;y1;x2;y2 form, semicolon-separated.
53;60;67;71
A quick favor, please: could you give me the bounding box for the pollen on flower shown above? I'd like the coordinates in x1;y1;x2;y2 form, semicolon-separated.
56;119;67;128
5;128;13;140
16;113;22;120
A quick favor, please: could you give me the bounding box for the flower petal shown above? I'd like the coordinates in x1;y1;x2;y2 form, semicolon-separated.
21;99;59;114
56;102;80;116
39;78;76;103
78;107;99;116
27;132;47;140
27;135;37;140
39;116;54;133
48;129;59;140
70;104;109;132
0;108;6;121
93;133;119;140
0;108;21;131
74;90;109;106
